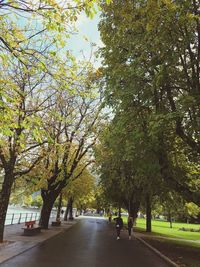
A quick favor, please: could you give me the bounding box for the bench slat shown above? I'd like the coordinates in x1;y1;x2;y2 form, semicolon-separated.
25;220;36;225
24;220;36;228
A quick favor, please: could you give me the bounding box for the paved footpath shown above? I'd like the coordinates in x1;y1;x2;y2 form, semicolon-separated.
0;216;171;267
0;219;76;263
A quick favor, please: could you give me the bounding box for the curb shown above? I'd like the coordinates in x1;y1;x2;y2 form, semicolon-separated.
135;236;179;267
0;221;77;265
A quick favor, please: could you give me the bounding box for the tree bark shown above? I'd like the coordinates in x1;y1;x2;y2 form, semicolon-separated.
39;190;57;229
0;171;15;242
56;193;62;221
167;211;173;228
170;219;173;229
64;199;70;221
129;201;140;222
118;206;121;216
146;194;152;233
68;197;74;220
64;197;74;221
80;205;83;215
123;193;141;222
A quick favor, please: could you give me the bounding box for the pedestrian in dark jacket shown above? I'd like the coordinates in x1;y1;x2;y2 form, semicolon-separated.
115;214;123;240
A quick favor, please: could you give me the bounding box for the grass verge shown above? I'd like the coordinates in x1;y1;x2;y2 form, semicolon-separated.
120;216;200;243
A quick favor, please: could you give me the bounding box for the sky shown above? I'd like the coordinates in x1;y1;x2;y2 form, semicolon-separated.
68;12;103;66
11;5;102;67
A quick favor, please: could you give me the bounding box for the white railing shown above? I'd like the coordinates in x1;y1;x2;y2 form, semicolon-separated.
5;212;40;225
5;211;57;225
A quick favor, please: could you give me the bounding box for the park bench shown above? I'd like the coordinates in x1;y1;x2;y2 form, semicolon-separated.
22;220;41;236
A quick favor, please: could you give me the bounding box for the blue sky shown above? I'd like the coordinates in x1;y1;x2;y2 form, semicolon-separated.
11;7;102;66
68;12;102;66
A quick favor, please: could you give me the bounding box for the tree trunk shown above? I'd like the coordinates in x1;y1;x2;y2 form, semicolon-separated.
56;193;62;221
118;206;121;216
146;194;152;233
80;205;83;215
68;197;74;220
123;194;140;222
129;201;140;222
167;211;173;228
64;199;70;221
0;171;15;242
39;190;56;229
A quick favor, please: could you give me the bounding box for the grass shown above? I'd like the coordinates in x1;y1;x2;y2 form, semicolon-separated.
121;216;200;266
121;216;200;243
134;218;200;241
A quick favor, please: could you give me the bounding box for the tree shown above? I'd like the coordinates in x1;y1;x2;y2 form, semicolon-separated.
98;0;200;208
160;192;186;228
95;120;146;221
31;195;43;209
99;0;200;153
0;52;57;241
0;0;104;64
34;62;103;228
0;0;111;242
185;202;200;223
62;166;96;220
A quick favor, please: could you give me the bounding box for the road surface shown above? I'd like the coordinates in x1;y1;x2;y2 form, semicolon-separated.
0;217;171;267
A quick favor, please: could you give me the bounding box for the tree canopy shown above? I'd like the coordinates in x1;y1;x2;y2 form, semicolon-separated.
97;0;200;226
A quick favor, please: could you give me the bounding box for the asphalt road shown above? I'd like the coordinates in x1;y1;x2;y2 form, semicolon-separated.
0;217;171;267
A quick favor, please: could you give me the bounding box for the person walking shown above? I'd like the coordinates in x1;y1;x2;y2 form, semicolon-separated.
127;214;134;240
108;211;112;223
61;209;64;217
115;214;123;240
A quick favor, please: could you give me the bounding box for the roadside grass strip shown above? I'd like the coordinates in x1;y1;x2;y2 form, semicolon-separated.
132;218;200;247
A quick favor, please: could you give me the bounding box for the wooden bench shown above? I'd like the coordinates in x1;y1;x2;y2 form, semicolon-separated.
22;220;41;236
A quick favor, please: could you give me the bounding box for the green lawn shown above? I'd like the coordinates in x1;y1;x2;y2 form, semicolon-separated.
134;218;200;242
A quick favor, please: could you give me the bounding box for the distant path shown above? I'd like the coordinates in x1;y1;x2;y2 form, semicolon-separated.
0;217;171;267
